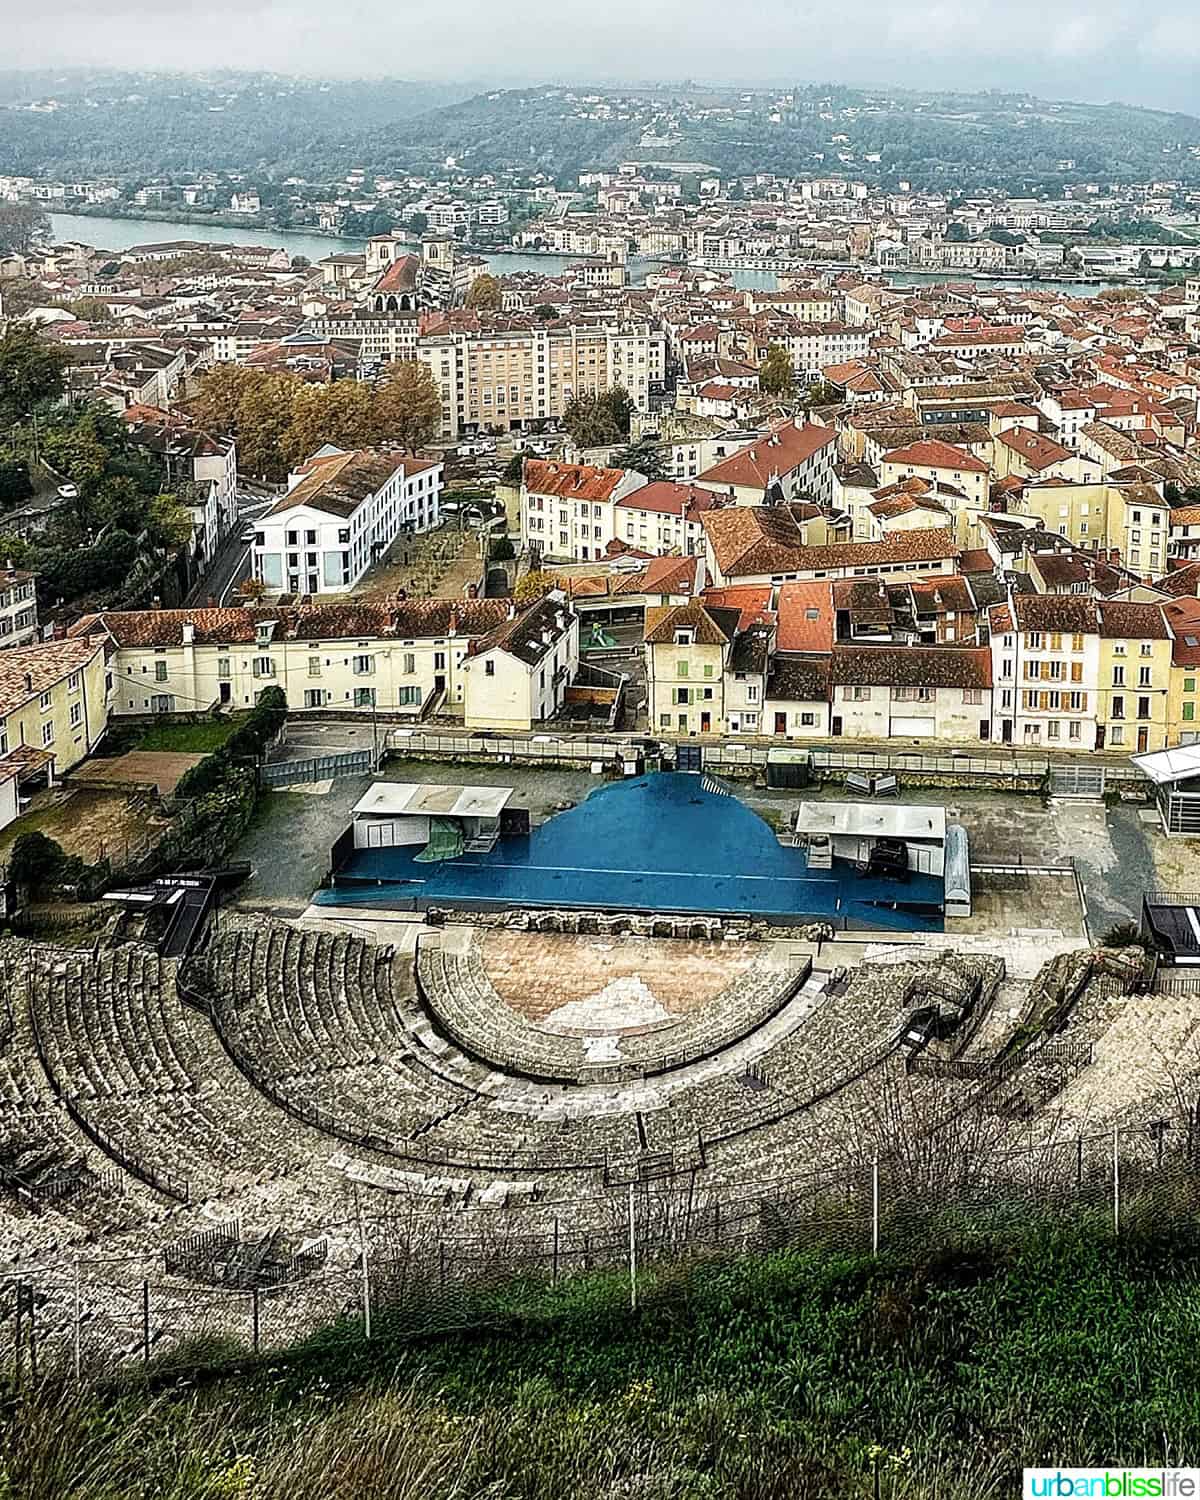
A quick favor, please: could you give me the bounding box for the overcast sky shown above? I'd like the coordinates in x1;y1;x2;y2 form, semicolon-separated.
6;0;1200;115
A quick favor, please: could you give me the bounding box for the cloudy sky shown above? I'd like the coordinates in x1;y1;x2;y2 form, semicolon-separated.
5;0;1200;115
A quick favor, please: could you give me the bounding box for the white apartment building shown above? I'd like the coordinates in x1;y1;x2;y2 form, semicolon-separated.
987;595;1101;749
520;459;647;562
613;482;724;557
253;446;442;596
0;570;38;648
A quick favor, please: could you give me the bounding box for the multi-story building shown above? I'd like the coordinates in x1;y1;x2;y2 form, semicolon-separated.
878;440;990;539
75;597;576;731
520;459;646;562
829;645;994;742
0;569;38;649
612;482;724;557
253;447;442;596
693;421;838;507
644;598;767;736
417;322;665;439
0;637;109;800
1015;481;1169;577
122;404;239;560
988;594;1100;749
1094;600;1171;755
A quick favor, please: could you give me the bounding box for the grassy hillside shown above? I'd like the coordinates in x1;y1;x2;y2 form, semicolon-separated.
6;1217;1200;1499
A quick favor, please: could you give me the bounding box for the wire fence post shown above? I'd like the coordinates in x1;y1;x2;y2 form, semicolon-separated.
871;1154;880;1256
628;1183;638;1313
1113;1125;1121;1237
142;1281;151;1365
251;1288;260;1355
72;1258;81;1387
13;1281;24;1392
552;1217;560;1285
26;1282;37;1382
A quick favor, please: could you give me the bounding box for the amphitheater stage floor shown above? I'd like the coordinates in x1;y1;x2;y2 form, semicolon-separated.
318;772;945;931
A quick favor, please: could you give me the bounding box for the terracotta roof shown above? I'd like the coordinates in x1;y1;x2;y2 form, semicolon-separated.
1165;599;1200;665
616;482;722;519
831;644;992;690
524;459;628;503
1097;600;1168;640
71;600;510;648
1155;561;1200;598
702;506;807;577
643;600;739;647
694;421;836;491
474;593;575;667
776;582;835;653
373;254;420;294
766;656;831;703
698;586;773;634
882;439;989;475
0;638;101;719
989;595;1099;635
996;427;1073;470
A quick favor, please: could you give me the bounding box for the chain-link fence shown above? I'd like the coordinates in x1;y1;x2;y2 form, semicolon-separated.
3;1117;1198;1388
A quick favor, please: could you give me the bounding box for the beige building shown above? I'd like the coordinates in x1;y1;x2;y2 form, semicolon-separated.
0;638;109;795
461;593;580;730
417;322;665;439
1015;481;1169;576
74;599;573;728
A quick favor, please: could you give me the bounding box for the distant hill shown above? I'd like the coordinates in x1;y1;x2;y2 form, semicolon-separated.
3;73;1200;192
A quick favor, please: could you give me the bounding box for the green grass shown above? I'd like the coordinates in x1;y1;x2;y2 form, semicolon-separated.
7;1223;1200;1498
134;720;240;754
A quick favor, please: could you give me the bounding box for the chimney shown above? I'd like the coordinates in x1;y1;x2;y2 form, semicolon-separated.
181;622;195;645
541;628;554;646
447;610;459;637
507;600;517;619
23;673;32;693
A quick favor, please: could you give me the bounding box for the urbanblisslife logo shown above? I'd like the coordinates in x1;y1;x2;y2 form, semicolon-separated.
1024;1472;1200;1498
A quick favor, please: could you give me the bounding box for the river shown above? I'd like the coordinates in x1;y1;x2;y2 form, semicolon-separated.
49;211;1115;298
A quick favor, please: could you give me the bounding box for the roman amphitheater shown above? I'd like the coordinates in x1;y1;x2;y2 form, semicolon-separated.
0;889;1194;1373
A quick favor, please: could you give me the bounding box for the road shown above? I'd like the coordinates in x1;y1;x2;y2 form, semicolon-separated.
184;496;272;607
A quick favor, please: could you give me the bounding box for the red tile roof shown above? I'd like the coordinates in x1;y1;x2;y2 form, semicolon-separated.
883;438;989;475
615;482;722;519
694;421;836;491
524;459;628;503
775;582;835;653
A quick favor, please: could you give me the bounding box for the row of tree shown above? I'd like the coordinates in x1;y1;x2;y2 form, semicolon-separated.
191;361;443;482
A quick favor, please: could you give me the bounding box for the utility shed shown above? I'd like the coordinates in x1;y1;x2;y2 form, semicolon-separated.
794;800;947;876
1129;745;1200;836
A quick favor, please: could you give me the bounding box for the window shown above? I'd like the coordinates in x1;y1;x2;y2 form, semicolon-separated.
1071;633;1084;652
1110;725;1125;746
1138;696;1151;720
746;685;759;703
403;652;416;675
218;659;231;680
1184;703;1195;722
1047;720;1061;740
398;686;422;707
1112;665;1125;687
1069;720;1082;740
849;686;870;701
308;655;321;677
68;672;80;693
69;701;82;728
1111;695;1124;719
485;660;495;677
1140;642;1153;656
677;660;689;678
41;721;53;747
352;655;373;676
353;687;375;708
963;689;984;705
253;657;275;679
1113;642;1126;656
1138;666;1152;688
38;690;52;710
674;687;690;705
153;661;168;683
303;689;326;708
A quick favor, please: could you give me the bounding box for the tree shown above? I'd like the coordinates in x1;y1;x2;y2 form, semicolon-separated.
611;438;668;481
489;535;515;562
0;458;32;507
408;212;428;237
0;202;50;256
145;493;196;553
0;326;67;423
562;386;633;448
501;452;526;487
758;345;794;398
534;303;557;321
465;273;503;311
375;361;442;454
9;830;67;892
514;569;555;606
